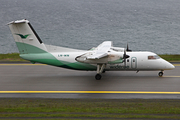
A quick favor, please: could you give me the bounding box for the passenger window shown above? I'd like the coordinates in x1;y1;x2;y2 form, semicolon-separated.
127;59;129;62
133;59;135;62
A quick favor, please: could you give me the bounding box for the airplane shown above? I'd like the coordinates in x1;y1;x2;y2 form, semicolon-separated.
7;19;175;80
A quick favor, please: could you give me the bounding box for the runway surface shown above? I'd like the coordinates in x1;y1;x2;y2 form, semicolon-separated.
0;63;180;99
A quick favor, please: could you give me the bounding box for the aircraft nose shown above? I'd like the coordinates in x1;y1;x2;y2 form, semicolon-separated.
166;62;175;70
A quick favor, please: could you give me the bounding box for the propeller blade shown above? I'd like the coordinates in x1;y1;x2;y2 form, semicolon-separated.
126;43;132;52
123;48;130;67
123;48;126;66
123;48;126;58
123;49;130;59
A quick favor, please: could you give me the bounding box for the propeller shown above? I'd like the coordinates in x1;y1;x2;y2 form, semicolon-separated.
126;43;132;52
123;43;131;66
123;48;130;66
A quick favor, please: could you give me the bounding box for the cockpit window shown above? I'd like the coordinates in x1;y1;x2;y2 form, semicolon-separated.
148;55;160;60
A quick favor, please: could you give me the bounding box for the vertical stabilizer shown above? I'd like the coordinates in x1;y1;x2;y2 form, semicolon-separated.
8;19;47;54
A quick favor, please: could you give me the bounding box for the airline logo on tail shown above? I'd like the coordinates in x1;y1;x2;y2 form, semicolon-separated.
15;34;30;39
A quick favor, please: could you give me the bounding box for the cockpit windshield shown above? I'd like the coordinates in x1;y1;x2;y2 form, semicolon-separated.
148;55;160;60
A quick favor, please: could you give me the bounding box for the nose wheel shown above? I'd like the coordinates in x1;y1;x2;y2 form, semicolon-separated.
158;71;164;77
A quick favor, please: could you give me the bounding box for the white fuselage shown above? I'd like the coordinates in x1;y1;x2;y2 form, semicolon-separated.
52;51;174;71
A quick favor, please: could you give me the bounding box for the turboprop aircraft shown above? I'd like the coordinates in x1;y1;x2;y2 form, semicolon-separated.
8;19;175;80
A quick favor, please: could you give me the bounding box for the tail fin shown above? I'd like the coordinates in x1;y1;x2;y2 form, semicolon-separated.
8;19;47;54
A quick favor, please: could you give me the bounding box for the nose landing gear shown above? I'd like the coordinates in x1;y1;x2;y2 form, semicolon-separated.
158;71;164;77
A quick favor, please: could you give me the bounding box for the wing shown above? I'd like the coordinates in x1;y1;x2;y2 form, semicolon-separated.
87;41;112;59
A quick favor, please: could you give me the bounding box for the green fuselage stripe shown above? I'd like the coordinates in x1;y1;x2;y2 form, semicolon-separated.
16;42;96;70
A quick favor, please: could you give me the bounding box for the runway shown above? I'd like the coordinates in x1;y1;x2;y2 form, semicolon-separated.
0;63;180;99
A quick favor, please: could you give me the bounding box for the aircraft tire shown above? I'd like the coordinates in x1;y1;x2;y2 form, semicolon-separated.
158;72;163;77
95;74;102;80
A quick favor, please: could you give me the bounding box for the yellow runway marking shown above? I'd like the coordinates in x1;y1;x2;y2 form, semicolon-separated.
173;64;180;66
0;91;180;94
164;76;180;78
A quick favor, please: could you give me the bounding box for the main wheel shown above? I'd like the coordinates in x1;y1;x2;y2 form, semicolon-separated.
95;74;102;80
158;72;163;77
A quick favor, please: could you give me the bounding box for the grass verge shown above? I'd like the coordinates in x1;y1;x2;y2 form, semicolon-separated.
159;54;180;62
0;53;180;62
0;53;27;62
0;99;180;119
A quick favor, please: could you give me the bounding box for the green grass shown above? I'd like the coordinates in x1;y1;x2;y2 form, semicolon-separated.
0;53;180;62
0;99;180;119
159;54;180;62
0;53;27;62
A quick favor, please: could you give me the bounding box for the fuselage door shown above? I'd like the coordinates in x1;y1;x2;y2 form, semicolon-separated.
131;57;137;69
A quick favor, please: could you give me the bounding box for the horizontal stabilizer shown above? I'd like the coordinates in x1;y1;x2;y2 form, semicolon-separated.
7;19;27;25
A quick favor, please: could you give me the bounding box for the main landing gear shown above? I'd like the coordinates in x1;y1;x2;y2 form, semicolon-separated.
95;64;106;80
158;70;164;77
95;74;102;80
